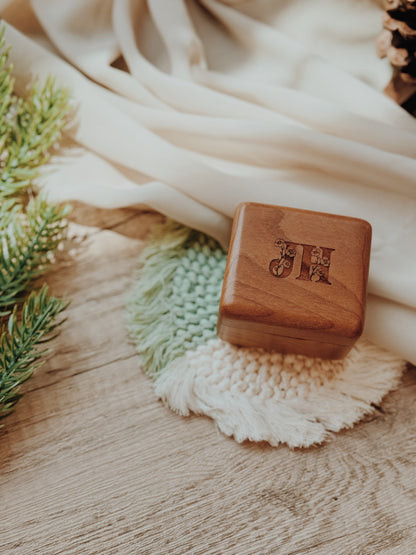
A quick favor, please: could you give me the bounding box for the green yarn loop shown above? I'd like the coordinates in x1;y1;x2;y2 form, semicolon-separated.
126;220;227;376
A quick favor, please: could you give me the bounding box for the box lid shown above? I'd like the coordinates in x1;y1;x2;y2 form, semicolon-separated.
219;202;372;347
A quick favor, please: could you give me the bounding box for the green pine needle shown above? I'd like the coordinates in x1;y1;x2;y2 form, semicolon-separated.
0;27;71;199
0;25;72;422
0;196;70;309
0;27;14;140
0;286;68;421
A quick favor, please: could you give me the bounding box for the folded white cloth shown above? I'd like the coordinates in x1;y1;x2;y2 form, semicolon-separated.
1;0;415;363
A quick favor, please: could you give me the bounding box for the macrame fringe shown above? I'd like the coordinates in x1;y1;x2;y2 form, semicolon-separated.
126;220;196;376
154;338;405;448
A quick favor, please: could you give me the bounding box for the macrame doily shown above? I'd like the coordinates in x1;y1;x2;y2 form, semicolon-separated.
127;221;405;448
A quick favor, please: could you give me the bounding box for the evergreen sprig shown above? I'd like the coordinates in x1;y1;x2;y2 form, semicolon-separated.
0;25;72;423
0;27;70;199
0;29;14;140
0;196;70;310
0;287;67;420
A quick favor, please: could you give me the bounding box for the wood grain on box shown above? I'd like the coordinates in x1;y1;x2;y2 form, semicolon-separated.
218;202;372;359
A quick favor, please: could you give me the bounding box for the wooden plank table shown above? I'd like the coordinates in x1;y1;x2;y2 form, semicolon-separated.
1;205;415;555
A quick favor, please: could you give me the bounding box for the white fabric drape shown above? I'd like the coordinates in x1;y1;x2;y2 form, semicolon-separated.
1;0;415;363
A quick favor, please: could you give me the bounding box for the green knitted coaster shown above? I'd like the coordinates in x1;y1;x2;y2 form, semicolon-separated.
127;220;405;448
127;221;226;375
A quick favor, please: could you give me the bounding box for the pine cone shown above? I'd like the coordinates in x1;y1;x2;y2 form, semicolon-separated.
377;0;416;106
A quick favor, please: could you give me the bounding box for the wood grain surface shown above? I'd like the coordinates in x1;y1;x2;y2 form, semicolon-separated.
218;203;372;359
1;205;415;555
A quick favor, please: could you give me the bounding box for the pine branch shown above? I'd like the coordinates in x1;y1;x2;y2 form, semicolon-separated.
0;28;71;198
0;27;14;142
0;26;73;421
0;286;67;421
0;196;70;310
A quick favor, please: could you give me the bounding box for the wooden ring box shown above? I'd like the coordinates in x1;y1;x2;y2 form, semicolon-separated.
217;202;372;360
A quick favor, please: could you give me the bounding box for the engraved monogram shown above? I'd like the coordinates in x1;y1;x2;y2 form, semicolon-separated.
269;239;335;285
